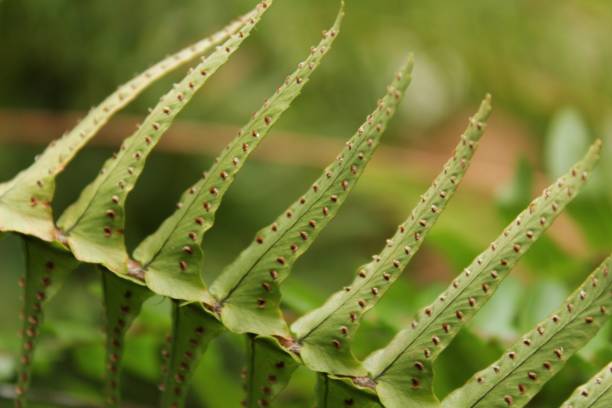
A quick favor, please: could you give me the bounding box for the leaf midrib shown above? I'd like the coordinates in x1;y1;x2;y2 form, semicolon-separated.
372;190;559;380
218;126;371;305
469;285;609;407
296;181;436;342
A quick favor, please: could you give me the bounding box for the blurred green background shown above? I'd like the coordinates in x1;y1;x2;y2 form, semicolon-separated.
0;0;611;407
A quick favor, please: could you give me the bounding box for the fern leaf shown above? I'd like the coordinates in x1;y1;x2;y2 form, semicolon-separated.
15;237;79;407
561;362;612;408
132;3;343;303
210;57;414;338
442;255;612;408
56;1;272;276
242;336;299;408
291;96;492;376
101;270;152;407
160;302;224;408
316;375;382;408
0;6;256;242
364;140;603;408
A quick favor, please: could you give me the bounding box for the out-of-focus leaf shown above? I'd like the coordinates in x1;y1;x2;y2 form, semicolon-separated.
497;157;533;220
545;108;590;180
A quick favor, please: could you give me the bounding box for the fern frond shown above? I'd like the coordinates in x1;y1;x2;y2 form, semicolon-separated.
0;5;257;242
210;57;414;337
101;271;152;407
561;362;612;408
15;237;79;407
291;96;492;376
442;255;611;408
242;336;299;408
364;140;602;408
159;303;223;408
56;1;272;276
133;2;343;303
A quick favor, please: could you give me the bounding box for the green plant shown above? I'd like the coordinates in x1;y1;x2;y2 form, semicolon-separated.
2;1;609;407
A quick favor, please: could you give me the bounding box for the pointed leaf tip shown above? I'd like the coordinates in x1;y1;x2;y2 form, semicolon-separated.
0;3;260;242
56;3;271;276
211;58;413;338
291;93;490;377
365;142;602;408
134;0;342;304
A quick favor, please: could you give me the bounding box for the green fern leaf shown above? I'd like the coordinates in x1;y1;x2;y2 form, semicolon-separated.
133;3;343;303
291;96;492;376
0;6;256;242
242;336;299;408
210;57;414;338
442;255;611;408
160;302;224;408
316;375;382;408
561;362;612;408
56;1;272;277
101;270;152;407
15;237;79;407
364;140;602;408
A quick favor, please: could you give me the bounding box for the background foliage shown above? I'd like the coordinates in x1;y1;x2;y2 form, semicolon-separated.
0;0;610;407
